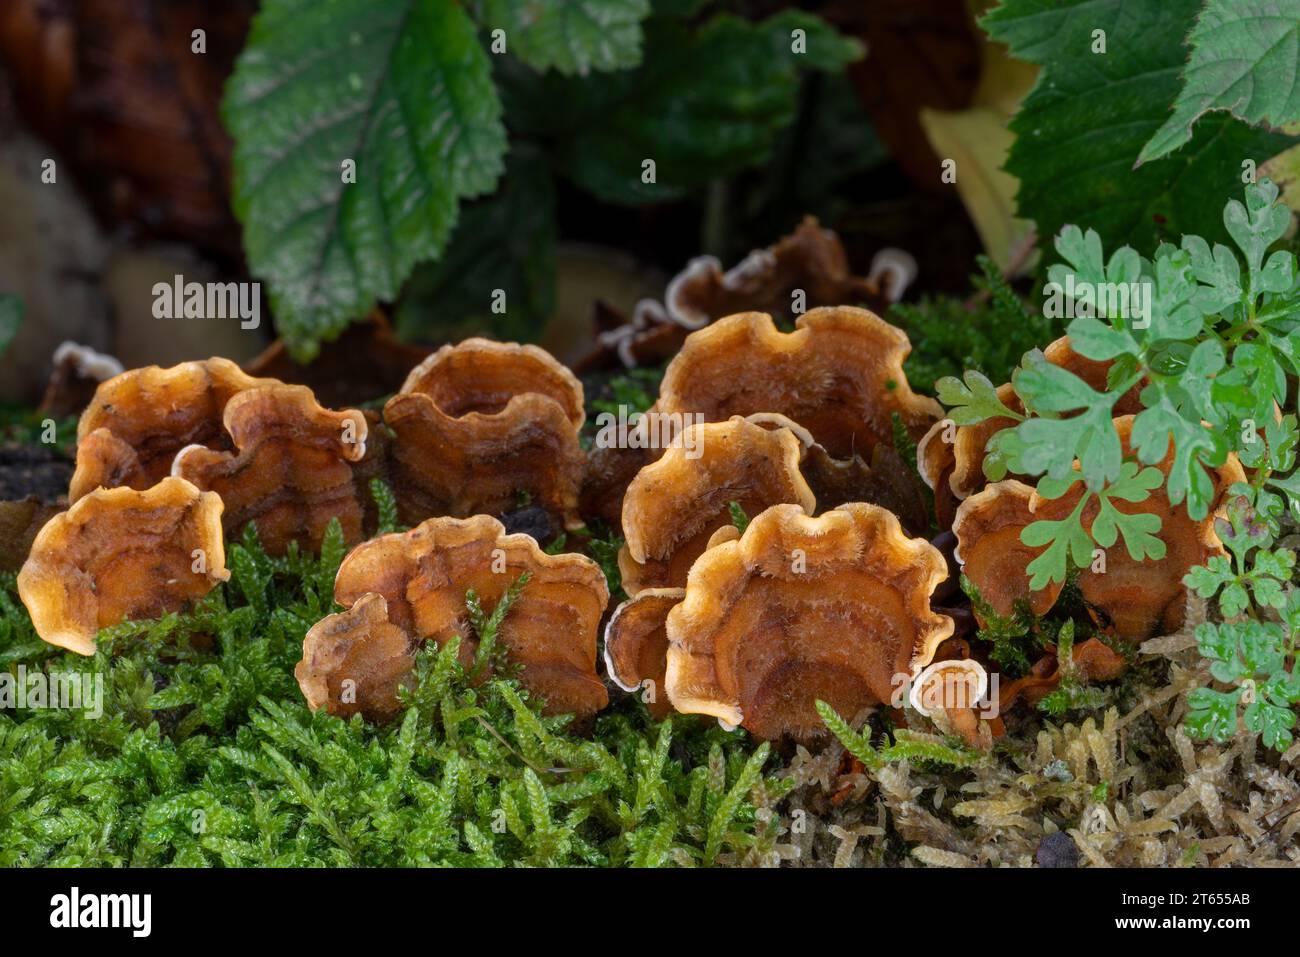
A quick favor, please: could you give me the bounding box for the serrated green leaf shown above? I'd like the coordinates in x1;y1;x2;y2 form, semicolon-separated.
224;0;507;359
481;0;650;75
982;0;1296;253
1141;1;1300;163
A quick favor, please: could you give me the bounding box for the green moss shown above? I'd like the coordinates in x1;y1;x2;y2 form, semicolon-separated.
0;521;789;867
888;255;1058;391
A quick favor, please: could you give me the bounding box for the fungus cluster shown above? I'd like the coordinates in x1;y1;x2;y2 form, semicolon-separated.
69;357;274;502
917;336;1144;524
18;293;1179;736
17;338;600;705
604;496;962;744
298;515;609;721
578;217;911;371
18;353;379;652
954;416;1243;642
584;306;940;525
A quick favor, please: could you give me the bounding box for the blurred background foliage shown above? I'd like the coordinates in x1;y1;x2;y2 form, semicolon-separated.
0;0;1297;393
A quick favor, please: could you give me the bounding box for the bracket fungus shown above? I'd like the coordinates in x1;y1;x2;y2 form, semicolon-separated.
618;415;816;595
908;657;990;747
603;587;686;720
383;338;586;526
69;357;273;501
664;502;953;742
296;593;416;722
576;217;900;372
918;337;1145;525
953;418;1244;642
297;515;609;720
172;383;368;554
17;477;229;655
654;216;891;331
655;307;942;462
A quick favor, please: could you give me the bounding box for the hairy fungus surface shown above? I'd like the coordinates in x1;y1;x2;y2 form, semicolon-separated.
299;515;609;719
17;477;228;655
383;338;586;526
664;503;953;742
603;588;685;720
954;418;1245;642
618;415;816;595
655;307;941;461
172;383;368;554
918;337;1146;516
69;357;273;501
296;593;415;722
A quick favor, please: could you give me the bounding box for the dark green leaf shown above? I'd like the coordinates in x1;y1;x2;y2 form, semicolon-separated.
224;0;507;359
512;11;861;204
394;147;555;343
982;0;1296;253
1140;1;1300;163
480;0;651;75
